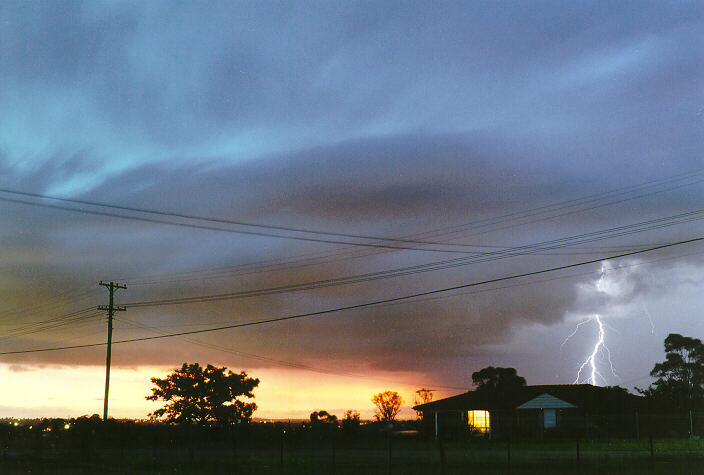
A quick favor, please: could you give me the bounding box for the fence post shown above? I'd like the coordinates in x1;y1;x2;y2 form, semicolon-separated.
387;433;392;475
279;429;284;475
34;427;43;472
151;429;157;470
230;424;238;472
1;428;8;469
169;426;176;471
506;436;511;468
437;437;447;474
119;423;125;469
649;436;654;457
690;410;694;437
80;427;87;467
188;424;194;466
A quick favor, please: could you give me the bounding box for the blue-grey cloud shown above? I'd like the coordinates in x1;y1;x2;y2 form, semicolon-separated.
1;1;703;389
2;1;702;192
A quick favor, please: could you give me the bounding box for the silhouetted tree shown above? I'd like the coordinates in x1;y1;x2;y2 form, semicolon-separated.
342;409;361;435
146;362;259;425
342;409;360;427
472;366;526;393
638;333;704;411
372;391;403;422
471;366;526;410
310;410;338;425
309;410;338;437
413;388;434;419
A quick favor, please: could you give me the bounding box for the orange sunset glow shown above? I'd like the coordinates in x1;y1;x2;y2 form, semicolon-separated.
0;363;428;421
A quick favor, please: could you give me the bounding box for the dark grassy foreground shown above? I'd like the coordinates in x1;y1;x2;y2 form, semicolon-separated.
2;420;704;473
3;440;704;474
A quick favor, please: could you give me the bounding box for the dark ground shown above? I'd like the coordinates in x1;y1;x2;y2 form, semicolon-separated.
2;419;704;473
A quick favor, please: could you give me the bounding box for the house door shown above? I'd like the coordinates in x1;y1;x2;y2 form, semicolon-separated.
543;409;557;429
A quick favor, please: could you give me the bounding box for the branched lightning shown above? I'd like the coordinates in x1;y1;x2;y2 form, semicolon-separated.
571;314;618;385
562;262;620;385
560;319;590;351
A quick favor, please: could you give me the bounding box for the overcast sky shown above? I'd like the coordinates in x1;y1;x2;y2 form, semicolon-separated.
1;1;703;419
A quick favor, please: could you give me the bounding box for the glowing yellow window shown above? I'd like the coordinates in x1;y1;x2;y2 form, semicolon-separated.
467;410;490;433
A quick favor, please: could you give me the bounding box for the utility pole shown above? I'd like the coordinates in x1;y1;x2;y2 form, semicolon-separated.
98;281;126;421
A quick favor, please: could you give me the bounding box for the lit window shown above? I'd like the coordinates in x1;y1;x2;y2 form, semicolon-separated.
467;410;490;433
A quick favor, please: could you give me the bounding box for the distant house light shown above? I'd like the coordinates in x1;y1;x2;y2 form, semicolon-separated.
467;410;490;433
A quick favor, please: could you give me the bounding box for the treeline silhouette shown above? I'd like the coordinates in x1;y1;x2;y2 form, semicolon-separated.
0;415;419;473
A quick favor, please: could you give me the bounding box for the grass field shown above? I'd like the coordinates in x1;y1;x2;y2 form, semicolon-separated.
3;434;704;473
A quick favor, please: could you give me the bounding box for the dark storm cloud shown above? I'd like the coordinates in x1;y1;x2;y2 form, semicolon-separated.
69;131;704;227
1;1;703;388
2;130;700;375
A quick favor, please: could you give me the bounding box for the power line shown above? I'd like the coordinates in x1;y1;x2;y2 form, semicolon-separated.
3;209;698;342
0;307;98;341
0;172;701;336
0;196;483;254
116;176;704;288
1;169;698;246
0;286;99;322
0;319;106;355
5;244;700;372
114;315;471;391
122;243;652;287
1;236;700;356
124;208;704;308
1;210;701;341
416;171;704;241
1;169;703;255
0;169;696;316
107;246;704;333
0;187;476;245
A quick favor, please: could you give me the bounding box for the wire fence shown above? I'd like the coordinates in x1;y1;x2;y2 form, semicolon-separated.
514;411;704;439
1;416;703;473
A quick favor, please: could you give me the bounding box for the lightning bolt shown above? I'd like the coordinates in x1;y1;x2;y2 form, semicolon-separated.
641;305;656;334
560;318;590;351
571;314;618;385
562;262;619;386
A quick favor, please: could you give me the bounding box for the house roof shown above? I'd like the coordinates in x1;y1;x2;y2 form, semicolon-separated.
516;393;576;409
414;384;641;413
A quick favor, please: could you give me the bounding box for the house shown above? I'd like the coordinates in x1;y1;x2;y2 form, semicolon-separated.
413;384;642;440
